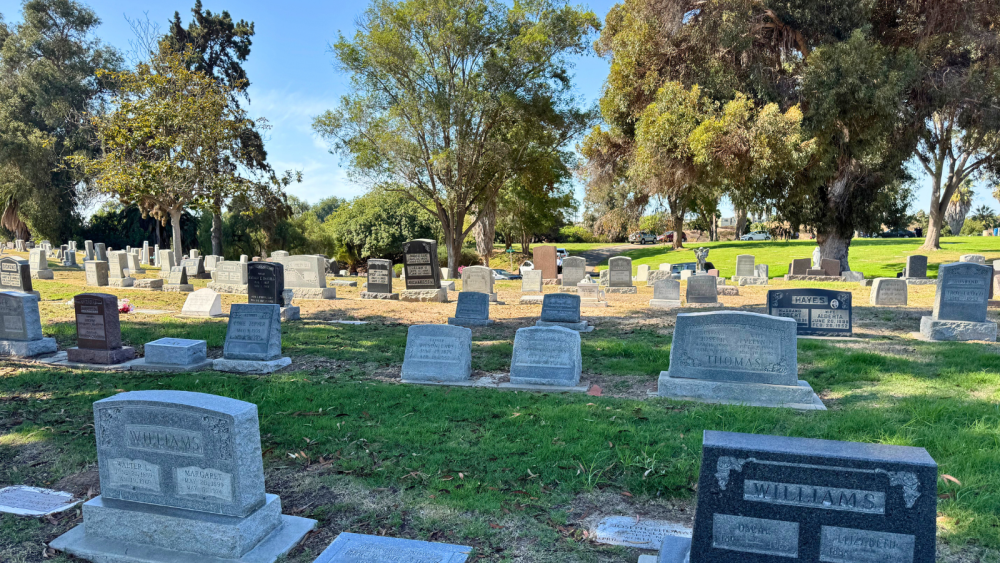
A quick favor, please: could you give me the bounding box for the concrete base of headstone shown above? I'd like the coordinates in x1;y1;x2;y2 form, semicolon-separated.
328;280;358;287
842;271;864;282
653;535;694;563
736;277;768;286
66;346;135;365
649;299;681;309
50;495;316;563
0;337;57;358
605;286;637;294
127;268;146;275
919;317;997;342
133;278;164;290
207;282;248;294
581;301;608;308
213;356;292;374
290;287;336;300
535;320;593;332
448;317;494;327
400;288;448;302
783;274;845;282
519;295;544;304
557;286;579;293
360;291;399;300
31;270;54;280
859;279;873;287
656;374;826;410
128;357;214;372
717;286;739;296
108;277;135;288
904;277;936;285
686;302;724;308
163;284;194;292
442;281;456;291
403;377;589;393
280;306;300;322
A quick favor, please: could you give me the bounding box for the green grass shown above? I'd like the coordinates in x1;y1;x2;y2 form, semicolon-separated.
595;236;1000;278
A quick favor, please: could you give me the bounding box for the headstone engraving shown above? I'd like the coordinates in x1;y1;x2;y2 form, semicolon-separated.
84;260;109;287
313;532;471;563
870;278;908;306
269;254;335;299
0;291;57;357
448;292;492;327
0;257;34;294
920;262;996;341
533;246;558;280
686;275;720;306
0;486;78;517
510;325;582;387
593;516;690;550
401;324;473;382
248;262;284;305
210;260;250;294
607;256;636;292
734;255;755;278
561;256;587;288
213;304;291;373
66;293;134;364
462;265;496;300
181;288;224;317
650;279;682;309
402;239;442;290
181;256;207;279
768;289;852;337
362;259;397;299
536;293;591;331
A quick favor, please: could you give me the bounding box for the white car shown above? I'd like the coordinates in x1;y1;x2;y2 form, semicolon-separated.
740;231;772;241
519;260;534;275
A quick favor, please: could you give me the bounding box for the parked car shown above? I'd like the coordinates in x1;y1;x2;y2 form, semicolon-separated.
556;248;568;259
740;231;773;241
629;232;658;244
657;231;687;243
880;228;916;238
492;268;521;280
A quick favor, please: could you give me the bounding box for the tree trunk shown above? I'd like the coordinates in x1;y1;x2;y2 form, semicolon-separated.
816;160;857;272
212;193;224;256
473;202;497;267
921;177;947;251
447;233;463;280
668;194;685;249
735;207;748;238
169;208;183;260
817;231;852;272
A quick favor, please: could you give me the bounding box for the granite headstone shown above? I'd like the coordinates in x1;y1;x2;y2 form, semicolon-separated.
768;289;852;337
510;325;582;387
401;324;473;383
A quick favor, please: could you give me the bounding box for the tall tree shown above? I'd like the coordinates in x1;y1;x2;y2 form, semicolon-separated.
0;0;120;242
945;181;974;236
313;0;599;278
164;0;267;256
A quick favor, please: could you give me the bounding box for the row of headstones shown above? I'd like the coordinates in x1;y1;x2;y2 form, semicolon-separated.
41;386;936;563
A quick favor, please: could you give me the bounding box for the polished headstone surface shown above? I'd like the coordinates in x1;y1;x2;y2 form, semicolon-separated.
73;294;121;351
768;289;853;337
248;262;285;305
448;291;492;327
314;532;472;563
181;288;223;317
905;255;928;278
686;276;719;304
870;278;908;306
533;246;558;280
365;259;393;294
686;430;936;563
561;256;587;287
401;324;472;382
402;239;441;290
510;325;582;387
790;258;811;275
0;257;34;293
821;258;842;277
223;304;283;361
932;262;990;322
608;256;633;287
539;293;581;323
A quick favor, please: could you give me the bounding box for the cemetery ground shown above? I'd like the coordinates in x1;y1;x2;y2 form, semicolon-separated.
1;241;1000;562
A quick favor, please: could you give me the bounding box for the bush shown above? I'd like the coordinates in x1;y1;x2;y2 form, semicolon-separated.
961;219;986;236
557;225;597;243
437;245;480;268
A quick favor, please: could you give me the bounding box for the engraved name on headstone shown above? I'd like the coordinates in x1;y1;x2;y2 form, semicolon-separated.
608;256;633;287
521;270;543;293
0;257;32;293
510;325;582;387
365;259;393;294
401;324;472;382
768;289;852;337
402;239;442;290
561;256;587;287
248;262;284;305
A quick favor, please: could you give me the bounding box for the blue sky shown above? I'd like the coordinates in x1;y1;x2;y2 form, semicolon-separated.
1;0;996;222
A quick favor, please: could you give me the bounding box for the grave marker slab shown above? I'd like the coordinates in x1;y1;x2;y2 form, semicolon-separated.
790;258;811;275
128;337;214;372
124;252;143;275
66;293;134;364
462;265;496;301
361;259;397;299
647;270;672;285
533;246;558;280
402;239;442;290
50;390;316;562
607;256;636;292
214;304;291;373
28;248;54;279
158;250;175;277
0;291;57;357
657;311;824;410
210;260;250;294
959;254;986;264
821;258;842;277
181;288;224;317
536;293;591;331
107;251;134;287
650;279;682;309
561;256;587;288
401;324;473;383
904;255;928;279
0;486;78;517
521;270;542;293
448;292;493;327
181;256;207;279
314;532;471;563
735;255;755;278
593;516;690;551
510;325;582;387
768;289;852;337
686;275;720;305
273;255;335;299
248;262;284;305
0;257;34;294
636;264;650;282
920;262;996;341
870;278;908;306
84;241;95;261
84;261;109;287
164;266;193;292
94;243;107;262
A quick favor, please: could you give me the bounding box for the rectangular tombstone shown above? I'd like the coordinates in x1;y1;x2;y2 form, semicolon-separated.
791;258;811;275
510;325;582;387
659;263;672;271
0;291;42;341
213;261;249;285
870;278;908;306
72;293;122;351
84;261;109;286
686;275;719;304
222;304;282;361
735;255;755;278
144;338;208;367
401;324;473;382
366;259;393;294
0;258;33;293
314;532;471;563
905;255;928;278
608;256;633;287
402;239;441;290
461;265;494;295
449;291;490;326
533;246;558;280
159;250;174;275
181;257;205;278
687;430;936;563
959;254;986;264
247;262;284;305
540;293;581;323
561;256;587;287
167;266;188;286
94;243;107;262
933;262;990;322
204;255;221;272
653;279;681;301
108;251;129;279
521;270;543;293
280;255;326;288
636;264;650;282
28;249;49;272
821;258;842;276
768;289;852;337
181;288;223;317
578;281;602;303
141;241;150;265
125;252;142;273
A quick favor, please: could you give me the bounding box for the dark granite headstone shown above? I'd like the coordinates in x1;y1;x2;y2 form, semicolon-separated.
540;293;581;323
67;293;134;364
366;259;392;294
686;430;936;563
223;304;282;361
533;246;558;280
821;258;842;277
791;259;811;276
904;255;928;278
247;262;284;305
686;276;719;304
933;262;990;323
768;289;853;337
0;257;33;293
402;239;441;290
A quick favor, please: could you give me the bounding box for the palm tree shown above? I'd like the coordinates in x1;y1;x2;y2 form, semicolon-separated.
944;181;974;235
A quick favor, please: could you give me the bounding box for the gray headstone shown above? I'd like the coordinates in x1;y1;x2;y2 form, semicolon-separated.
959;254;986;264
521;270;542;293
204;255;222;272
159;250;175;275
686;430;936;563
870;278;907;306
608;256;633;287
510;325;582;387
735;255;755;278
365;259;393;294
181;288;223;317
85;261;109;286
540;293;581;323
62;246;78;267
647;270;672;285
686;276;718;304
314;532;471;563
189;249;200;259
223;304;283;361
790;258;811;275
0;257;33;293
754;264;769;278
636;264;650;282
125;252;142;274
167;266;188;286
28;249;50;273
561;256;587;287
461;265;494;295
932;262;990;322
578;280;603;303
450;291;490;324
593;516;690;551
213;261;249;285
144;338;208;367
905;255;928;278
240;254;249;263
94;243;107;262
108;251;129;279
273;255;326;288
0;486;78;517
653;279;681;301
0;291;43;341
401;324;472;382
181;257;205;278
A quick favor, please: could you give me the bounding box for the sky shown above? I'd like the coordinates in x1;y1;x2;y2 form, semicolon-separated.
1;0;996;222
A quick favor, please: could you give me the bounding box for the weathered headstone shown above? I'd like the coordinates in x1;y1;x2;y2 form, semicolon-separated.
594;516;690;551
14;239;24;252
84;260;109;287
50;390;316;562
510;325;582;387
164;266;193;292
607;256;636;293
561;256;587;288
131;337;214;371
401;324;473;383
271;254;335;299
636;264;650;282
522;270;543;293
94;243;107;262
462;265;496;301
213;304;292;373
66;293;135;364
578;279;607;307
124;252;143;275
28;248;54;279
210;260;249;294
647;269;672;285
448;291;492;327
659;263;672;271
84;240;95;261
107;251;134;287
870;278;908;306
959;254;986;264
140;241;150;265
0;486;78;517
204;254;222;272
768;289;852;337
754;264;768;278
686;275;720;306
158;250;175;277
313;533;471;563
650;279;682;309
657;311;824;409
0;257;34;295
657;430;937;563
904;255;928;279
533;246;558;280
536;293;591;332
181;256;208;279
181;288;224;317
0;291;57;357
240;254;248;263
734;255;755;278
361;259;397;299
920;262;996;341
790;258;811;276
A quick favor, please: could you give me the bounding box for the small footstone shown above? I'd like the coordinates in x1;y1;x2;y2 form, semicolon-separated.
280;306;300;321
314;532;471;563
0;486;78;517
133;278;164;290
129;337;213;372
360;292;399;300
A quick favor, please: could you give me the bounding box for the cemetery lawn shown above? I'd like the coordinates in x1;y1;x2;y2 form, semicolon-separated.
0;249;999;562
